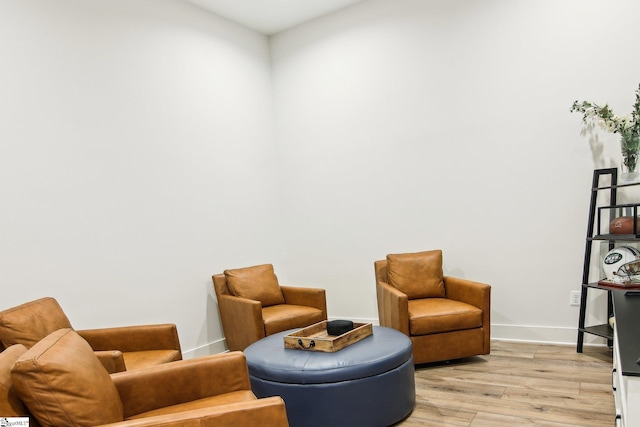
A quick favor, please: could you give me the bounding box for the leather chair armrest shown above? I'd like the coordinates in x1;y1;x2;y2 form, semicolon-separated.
99;397;289;427
445;276;491;353
217;294;264;351
94;350;126;374
77;324;182;354
376;281;409;335
113;351;252;419
444;276;491;311
280;286;327;317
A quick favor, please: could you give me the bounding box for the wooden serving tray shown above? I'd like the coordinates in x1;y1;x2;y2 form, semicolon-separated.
284;321;373;352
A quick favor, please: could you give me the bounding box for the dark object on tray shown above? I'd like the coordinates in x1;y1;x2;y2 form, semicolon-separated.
610;216;640;234
327;320;354;336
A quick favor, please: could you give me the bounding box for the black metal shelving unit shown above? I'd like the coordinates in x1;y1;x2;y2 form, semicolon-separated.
577;168;640;352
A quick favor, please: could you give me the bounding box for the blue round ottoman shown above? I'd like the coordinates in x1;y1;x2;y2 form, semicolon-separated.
244;326;415;427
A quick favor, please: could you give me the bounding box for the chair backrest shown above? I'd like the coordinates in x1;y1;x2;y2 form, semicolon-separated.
215;264;285;307
0;298;73;349
212;273;232;298
374;260;388;284
383;250;445;299
11;328;124;427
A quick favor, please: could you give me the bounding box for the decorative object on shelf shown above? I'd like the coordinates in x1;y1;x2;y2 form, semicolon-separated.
609;216;640;234
599;247;640;289
610;215;640;234
608;313;615;328
597;278;640;290
602;246;640;282
621;133;640;182
598;203;640;235
571;83;640;183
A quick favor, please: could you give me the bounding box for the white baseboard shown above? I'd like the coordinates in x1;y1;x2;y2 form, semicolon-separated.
184;320;603;358
182;338;228;359
182;317;380;357
339;319;606;347
340;317;603;346
490;323;607;346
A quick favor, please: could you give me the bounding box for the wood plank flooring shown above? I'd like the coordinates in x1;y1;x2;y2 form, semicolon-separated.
395;340;614;426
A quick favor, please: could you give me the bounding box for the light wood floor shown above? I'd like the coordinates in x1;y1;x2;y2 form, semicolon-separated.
395;340;614;427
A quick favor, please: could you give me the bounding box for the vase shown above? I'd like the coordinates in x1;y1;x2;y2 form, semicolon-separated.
620;134;640;183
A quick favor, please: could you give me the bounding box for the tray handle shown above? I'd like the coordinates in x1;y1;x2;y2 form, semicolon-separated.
298;339;316;349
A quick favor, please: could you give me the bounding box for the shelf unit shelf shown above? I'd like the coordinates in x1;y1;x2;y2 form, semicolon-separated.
578;168;640;352
580;324;613;340
589;235;640;241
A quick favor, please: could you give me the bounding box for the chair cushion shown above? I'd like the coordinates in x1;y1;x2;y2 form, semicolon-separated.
0;297;73;348
224;264;285;307
0;344;29;417
408;298;482;335
122;349;183;372
11;328;124;427
262;304;324;336
387;250;445;299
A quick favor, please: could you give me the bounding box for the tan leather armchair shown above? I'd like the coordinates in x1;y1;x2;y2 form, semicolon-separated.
0;297;182;373
375;250;491;364
6;328;289;427
213;263;327;351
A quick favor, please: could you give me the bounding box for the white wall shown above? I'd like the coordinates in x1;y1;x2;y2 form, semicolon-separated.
2;0;638;354
0;0;282;356
271;0;640;343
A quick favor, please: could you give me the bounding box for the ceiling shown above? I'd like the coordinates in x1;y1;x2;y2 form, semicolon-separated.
184;0;366;35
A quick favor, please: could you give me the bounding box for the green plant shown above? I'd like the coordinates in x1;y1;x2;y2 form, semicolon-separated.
571;83;640;172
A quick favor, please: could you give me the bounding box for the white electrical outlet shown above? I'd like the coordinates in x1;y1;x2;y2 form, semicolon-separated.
570;291;581;306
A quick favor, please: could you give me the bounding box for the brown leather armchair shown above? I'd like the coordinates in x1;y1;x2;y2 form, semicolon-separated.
6;328;289;427
0;297;182;373
212;263;327;351
375;250;491;364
